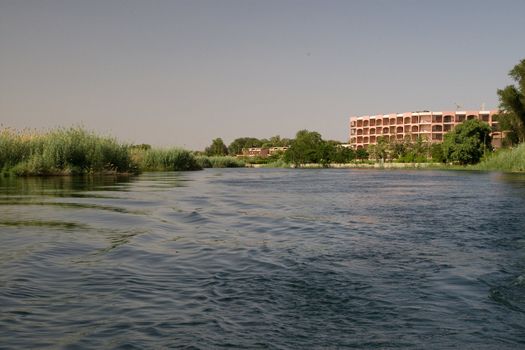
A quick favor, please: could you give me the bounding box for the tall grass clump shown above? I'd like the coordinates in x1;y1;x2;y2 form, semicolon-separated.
194;155;212;169
1;127;135;176
0;128;33;171
474;143;525;172
135;148;201;171
259;159;290;168
196;156;245;168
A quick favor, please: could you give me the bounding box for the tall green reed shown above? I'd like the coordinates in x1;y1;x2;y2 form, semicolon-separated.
474;143;525;172
195;155;245;168
1;127;134;175
134;148;201;171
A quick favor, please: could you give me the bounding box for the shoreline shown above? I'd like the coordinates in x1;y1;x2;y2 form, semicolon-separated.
246;162;445;169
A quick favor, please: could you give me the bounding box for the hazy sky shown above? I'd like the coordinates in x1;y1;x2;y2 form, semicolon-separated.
1;0;524;149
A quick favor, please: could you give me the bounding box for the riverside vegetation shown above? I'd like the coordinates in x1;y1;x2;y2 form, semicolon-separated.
474;143;525;172
0;127;250;176
2;121;522;176
0;127;194;176
203;58;525;172
0;127;136;176
202;121;495;169
2;58;525;176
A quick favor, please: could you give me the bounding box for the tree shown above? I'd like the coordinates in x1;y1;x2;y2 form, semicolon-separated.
269;135;290;147
355;148;369;161
373;136;389;162
317;141;337;167
205;138;228;156
442;119;492;165
330;144;355;163
430;143;445;163
389;137;409;160
398;135;430;163
284;130;324;166
227;137;262;155
497;58;525;144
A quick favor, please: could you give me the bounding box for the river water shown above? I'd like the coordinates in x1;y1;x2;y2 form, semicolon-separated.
0;169;524;349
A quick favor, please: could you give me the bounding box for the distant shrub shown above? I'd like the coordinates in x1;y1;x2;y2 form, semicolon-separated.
196;156;245;168
260;159;290;168
136;148;201;171
194;155;213;169
209;156;245;168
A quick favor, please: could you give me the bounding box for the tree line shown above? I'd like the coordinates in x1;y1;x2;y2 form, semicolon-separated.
203;130;368;166
203;135;291;157
202;58;525;167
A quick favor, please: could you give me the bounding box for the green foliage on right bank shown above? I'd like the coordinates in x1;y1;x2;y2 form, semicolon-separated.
474;143;525;172
496;58;525;145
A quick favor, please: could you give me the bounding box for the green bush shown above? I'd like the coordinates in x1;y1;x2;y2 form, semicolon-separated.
474;143;525;172
208;156;245;168
260;159;290;168
194;155;213;169
442;119;492;165
430;143;445;163
137;148;201;171
192;155;245;168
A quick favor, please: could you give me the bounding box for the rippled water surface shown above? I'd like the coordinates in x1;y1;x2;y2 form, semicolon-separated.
1;169;525;349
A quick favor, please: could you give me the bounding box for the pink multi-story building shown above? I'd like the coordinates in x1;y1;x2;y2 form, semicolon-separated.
349;110;502;149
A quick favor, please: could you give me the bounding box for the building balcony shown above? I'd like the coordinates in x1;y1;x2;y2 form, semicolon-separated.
443;115;454;123
420;116;432;123
456;115;466;123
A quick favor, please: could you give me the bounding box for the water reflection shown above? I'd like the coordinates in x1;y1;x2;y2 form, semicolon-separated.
493;172;525;189
0;175;133;197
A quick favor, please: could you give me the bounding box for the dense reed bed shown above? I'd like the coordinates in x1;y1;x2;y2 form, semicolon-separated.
195;155;246;168
0;127;255;176
132;148;201;171
0;127;135;176
474;143;525;172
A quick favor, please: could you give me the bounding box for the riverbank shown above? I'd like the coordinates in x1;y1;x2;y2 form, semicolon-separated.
0;127;136;176
0;127;203;176
246;146;525;172
3;127;524;176
473;143;525;172
247;162;445;169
